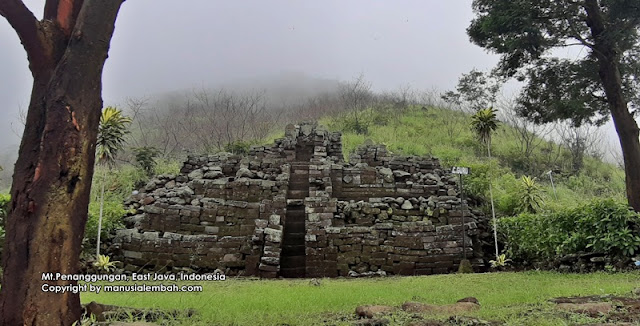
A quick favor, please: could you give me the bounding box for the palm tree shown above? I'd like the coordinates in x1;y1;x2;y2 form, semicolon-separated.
471;107;500;259
471;108;499;153
96;107;131;257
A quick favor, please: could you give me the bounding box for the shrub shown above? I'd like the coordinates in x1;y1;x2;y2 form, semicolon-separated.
327;109;393;136
493;173;520;216
0;224;4;262
0;193;9;260
84;198;127;254
93;254;119;273
224;140;251;155
432;145;466;168
93;165;147;199
154;158;182;176
499;199;640;262
0;193;9;222
460;160;513;205
515;176;544;213
342;115;370;135
132;146;161;177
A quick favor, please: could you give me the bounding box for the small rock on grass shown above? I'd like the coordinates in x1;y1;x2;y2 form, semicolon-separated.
402;297;480;314
355;305;395;318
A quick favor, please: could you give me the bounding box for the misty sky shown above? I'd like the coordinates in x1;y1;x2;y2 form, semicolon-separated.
0;1;622;156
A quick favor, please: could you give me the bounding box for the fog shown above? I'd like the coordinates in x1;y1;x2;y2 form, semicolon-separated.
0;1;623;170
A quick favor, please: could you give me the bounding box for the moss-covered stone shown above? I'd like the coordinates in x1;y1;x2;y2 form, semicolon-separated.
458;259;474;274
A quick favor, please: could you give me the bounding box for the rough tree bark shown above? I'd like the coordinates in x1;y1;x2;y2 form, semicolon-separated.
584;0;640;212
0;0;125;325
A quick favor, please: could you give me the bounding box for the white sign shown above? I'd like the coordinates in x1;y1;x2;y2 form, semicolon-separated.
451;166;470;175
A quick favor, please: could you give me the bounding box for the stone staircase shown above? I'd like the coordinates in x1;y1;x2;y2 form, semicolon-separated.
280;162;309;278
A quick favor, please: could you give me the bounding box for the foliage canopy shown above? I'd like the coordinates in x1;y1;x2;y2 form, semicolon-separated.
468;0;640;126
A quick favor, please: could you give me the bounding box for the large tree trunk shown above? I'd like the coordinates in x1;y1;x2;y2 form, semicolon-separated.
0;1;124;325
584;0;640;211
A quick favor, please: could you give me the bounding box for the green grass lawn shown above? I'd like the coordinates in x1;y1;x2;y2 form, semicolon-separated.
81;271;640;325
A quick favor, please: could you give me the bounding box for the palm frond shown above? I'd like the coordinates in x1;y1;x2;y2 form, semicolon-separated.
96;106;131;165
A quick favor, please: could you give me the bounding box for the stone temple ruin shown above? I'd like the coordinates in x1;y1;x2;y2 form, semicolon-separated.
111;123;488;278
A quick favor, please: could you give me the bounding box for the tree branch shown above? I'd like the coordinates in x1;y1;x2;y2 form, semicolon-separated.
0;0;49;70
43;0;60;19
44;0;85;36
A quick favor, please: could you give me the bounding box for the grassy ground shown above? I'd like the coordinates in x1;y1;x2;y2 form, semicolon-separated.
81;271;640;325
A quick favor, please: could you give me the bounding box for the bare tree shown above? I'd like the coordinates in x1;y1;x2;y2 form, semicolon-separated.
432;94;467;141
292;91;341;121
418;87;440;109
122;88;286;158
557;123;603;173
498;96;553;174
609;146;625;170
389;84;415;113
338;74;373;134
125;97;151;149
124;97;186;158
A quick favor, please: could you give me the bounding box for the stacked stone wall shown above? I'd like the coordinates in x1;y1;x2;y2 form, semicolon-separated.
110;123;487;277
114;155;290;276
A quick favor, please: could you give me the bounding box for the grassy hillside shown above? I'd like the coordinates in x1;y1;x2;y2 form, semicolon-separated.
320;106;625;216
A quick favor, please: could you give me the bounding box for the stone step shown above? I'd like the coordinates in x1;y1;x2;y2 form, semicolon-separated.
289;179;309;186
285;209;305;218
285;211;306;222
283;232;305;243
279;267;306;278
280;255;306;267
286;218;305;225
288;181;309;189
281;175;308;278
285;222;305;233
287;190;309;199
289;187;309;193
291;161;311;166
286;199;305;206
281;245;305;256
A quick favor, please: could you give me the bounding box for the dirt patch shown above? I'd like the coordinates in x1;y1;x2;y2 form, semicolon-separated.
352;297;500;326
402;301;480;314
555;302;614;316
402;297;481;315
550;294;640;323
83;301;196;324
